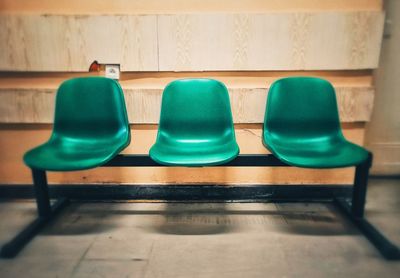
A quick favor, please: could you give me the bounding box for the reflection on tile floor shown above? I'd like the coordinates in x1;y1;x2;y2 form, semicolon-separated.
0;178;399;278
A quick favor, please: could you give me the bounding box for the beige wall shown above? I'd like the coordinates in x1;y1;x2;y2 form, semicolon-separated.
366;0;400;175
0;0;388;184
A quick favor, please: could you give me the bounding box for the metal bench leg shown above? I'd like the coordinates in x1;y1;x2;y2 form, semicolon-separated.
0;169;69;258
335;153;400;260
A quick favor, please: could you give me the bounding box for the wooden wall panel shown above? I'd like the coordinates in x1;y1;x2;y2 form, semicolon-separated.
0;88;55;123
0;15;159;71
158;12;384;71
0;124;365;185
0;84;374;124
0;11;384;71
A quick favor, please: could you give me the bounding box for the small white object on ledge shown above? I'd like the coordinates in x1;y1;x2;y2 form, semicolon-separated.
105;64;120;80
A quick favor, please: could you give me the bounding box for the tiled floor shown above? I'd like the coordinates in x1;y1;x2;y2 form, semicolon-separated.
0;178;399;278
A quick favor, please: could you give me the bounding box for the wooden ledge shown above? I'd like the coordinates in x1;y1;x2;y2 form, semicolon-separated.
0;71;373;89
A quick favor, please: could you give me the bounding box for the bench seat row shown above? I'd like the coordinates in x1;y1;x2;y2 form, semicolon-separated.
23;76;368;172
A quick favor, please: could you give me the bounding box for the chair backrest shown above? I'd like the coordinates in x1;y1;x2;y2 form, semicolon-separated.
157;78;235;141
264;77;342;140
53;77;130;139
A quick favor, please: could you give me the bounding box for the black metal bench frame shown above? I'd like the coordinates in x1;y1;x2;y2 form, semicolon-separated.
1;153;399;260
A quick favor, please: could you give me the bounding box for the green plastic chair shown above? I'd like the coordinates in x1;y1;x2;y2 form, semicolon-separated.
263;77;368;168
149;78;239;166
24;77;130;171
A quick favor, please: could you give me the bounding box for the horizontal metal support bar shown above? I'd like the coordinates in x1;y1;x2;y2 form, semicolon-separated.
0;185;352;201
104;154;289;167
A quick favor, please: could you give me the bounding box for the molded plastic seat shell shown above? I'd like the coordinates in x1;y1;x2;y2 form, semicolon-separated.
263;77;368;168
150;78;239;166
24;77;130;171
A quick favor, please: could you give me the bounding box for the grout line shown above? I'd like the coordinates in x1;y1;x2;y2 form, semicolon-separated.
142;241;156;278
69;235;98;277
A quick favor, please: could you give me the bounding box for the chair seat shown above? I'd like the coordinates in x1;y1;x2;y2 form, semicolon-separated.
263;135;369;168
24;137;128;171
150;139;239;166
150;78;239;167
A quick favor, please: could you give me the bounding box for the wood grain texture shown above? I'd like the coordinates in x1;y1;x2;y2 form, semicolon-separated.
0;14;158;71
0;0;383;14
0;124;365;185
0;11;384;71
0;80;374;123
158;12;384;71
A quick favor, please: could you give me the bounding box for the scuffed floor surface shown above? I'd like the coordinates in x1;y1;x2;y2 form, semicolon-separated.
0;179;399;278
